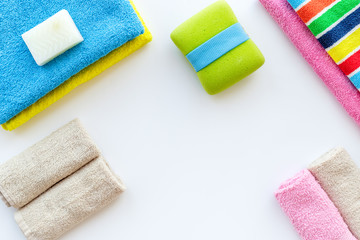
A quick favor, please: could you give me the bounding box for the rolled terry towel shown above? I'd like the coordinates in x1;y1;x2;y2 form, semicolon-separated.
1;0;152;131
275;169;356;240
0;119;99;208
259;0;360;127
0;0;144;124
14;156;125;240
309;147;360;239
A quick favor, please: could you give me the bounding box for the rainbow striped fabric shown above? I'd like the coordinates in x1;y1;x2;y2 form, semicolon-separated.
287;0;360;90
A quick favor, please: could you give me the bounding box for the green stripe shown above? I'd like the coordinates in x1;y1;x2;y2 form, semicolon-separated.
308;0;360;36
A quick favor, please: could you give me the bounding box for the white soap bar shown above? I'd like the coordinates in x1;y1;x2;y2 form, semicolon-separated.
22;10;84;66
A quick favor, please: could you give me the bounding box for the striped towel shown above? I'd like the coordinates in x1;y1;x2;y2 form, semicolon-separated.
287;0;360;90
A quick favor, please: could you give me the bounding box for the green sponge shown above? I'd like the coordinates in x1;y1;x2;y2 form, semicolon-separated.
171;0;265;95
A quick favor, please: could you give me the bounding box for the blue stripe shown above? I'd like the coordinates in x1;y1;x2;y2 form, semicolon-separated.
318;6;360;49
186;23;249;72
287;0;307;9
350;71;360;89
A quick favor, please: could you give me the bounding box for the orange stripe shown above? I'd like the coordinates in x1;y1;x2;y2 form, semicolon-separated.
297;0;337;23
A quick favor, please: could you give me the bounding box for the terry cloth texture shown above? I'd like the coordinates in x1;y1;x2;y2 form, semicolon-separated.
15;156;125;240
1;1;152;131
0;119;100;209
259;0;360;127
275;169;356;240
287;0;360;90
309;147;360;239
171;0;264;95
0;0;144;124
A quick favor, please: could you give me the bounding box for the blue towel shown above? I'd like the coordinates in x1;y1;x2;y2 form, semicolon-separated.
0;0;144;124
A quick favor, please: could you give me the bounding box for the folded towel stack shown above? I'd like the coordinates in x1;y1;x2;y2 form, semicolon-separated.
0;0;152;131
0;119;125;240
275;147;360;239
287;0;360;90
259;0;360;127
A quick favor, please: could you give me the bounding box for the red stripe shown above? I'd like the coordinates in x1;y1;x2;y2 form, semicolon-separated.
339;49;360;75
297;0;337;23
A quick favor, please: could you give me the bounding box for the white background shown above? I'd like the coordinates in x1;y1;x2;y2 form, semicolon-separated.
1;0;360;239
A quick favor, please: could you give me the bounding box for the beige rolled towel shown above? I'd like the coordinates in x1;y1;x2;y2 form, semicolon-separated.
0;119;100;208
15;156;125;240
309;147;360;239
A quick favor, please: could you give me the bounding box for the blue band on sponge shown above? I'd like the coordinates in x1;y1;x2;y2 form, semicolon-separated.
186;23;249;72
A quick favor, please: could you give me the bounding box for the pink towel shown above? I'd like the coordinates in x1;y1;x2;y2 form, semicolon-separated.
259;0;360;127
275;169;356;240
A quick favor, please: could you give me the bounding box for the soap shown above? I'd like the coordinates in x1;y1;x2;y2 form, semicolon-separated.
22;10;84;66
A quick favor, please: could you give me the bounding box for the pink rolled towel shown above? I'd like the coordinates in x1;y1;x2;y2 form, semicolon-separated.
259;0;360;127
275;169;355;240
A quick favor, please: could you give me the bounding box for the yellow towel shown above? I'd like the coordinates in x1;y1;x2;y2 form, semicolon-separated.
2;1;152;131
